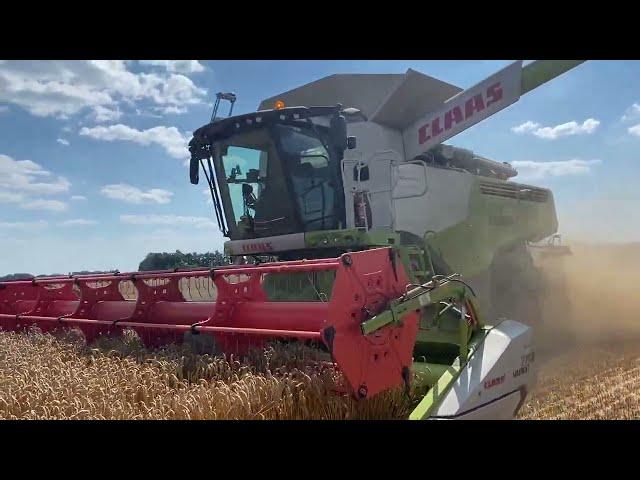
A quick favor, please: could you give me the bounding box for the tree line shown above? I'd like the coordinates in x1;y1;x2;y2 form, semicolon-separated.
0;270;118;282
0;250;230;281
137;250;230;271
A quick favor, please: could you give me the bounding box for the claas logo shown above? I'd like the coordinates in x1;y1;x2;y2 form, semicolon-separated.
242;242;274;253
483;373;505;389
418;82;504;144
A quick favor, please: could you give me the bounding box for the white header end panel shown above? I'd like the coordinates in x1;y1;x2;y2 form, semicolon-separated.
433;320;536;420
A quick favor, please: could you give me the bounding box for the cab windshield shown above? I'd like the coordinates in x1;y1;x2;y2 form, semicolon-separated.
215;123;343;239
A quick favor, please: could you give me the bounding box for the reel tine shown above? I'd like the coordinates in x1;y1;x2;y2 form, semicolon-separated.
196;276;204;300
202;276;209;300
187;277;194;301
191;276;197;300
209;277;215;301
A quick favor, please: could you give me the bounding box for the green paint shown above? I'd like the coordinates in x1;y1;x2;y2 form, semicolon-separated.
521;60;585;95
409;365;461;420
304;228;399;249
409;327;490;420
424;178;558;279
361;280;476;335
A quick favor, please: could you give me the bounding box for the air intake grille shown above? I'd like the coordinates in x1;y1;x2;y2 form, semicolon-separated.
479;182;549;203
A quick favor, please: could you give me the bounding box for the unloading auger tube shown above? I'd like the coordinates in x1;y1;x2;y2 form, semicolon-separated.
0;247;480;401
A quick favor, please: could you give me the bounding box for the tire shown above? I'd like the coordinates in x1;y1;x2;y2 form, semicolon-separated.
488;243;544;326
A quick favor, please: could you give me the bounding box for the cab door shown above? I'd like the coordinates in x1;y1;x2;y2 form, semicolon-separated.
342;150;400;230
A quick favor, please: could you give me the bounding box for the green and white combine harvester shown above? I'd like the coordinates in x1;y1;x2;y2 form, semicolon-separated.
187;60;584;419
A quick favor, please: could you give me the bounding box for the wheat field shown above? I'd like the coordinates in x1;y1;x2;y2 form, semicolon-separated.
2;244;639;420
518;341;640;419
518;242;640;420
2;326;639;420
0;327;419;420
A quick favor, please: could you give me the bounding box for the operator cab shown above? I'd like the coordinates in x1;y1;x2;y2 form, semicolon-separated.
189;105;361;241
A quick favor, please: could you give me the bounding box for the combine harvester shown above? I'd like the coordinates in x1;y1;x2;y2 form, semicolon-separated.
529;234;573;258
0;60;584;419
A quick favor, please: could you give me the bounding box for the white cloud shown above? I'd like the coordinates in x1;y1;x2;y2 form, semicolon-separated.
0;191;24;203
0;154;70;214
101;184;173;204
154;105;188;115
144;73;206;106
59;219;97;226
628;124;640;137
621;103;640;122
56;138;70;146
0;154;71;195
0;72;111;117
120;214;216;229
91;105;122;122
511;121;540;134
512;159;601;180
0;220;48;230
512;118;600;140
0;60;206;119
134;108;163;119
139;60;205;74
70;195;87;201
79;124;190;159
22;199;68;212
62;126;72;133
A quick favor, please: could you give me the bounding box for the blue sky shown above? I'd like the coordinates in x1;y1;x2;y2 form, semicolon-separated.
1;60;639;275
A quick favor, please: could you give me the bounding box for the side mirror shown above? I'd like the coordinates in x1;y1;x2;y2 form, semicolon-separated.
329;113;348;151
347;136;357;150
190;155;199;185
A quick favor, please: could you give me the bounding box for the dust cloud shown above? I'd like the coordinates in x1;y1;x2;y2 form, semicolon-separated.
532;242;640;352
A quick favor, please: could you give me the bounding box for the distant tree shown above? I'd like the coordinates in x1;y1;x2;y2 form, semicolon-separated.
138;250;230;271
1;270;116;282
2;253;231;280
0;273;34;282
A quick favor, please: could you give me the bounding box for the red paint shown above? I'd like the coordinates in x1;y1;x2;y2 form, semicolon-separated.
464;94;485;119
486;82;503;107
444;106;464;130
242;241;273;253
418;124;430;144
0;247;419;401
431;117;443;137
484;374;505;389
418;81;504;145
